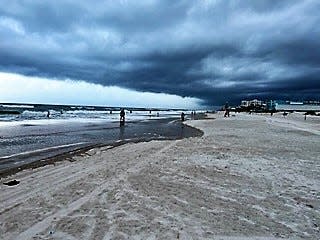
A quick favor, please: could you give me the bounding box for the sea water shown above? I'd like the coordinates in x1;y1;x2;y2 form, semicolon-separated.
0;103;205;173
0;103;193;124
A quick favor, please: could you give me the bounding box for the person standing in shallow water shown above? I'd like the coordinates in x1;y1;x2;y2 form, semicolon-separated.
181;112;185;121
224;102;230;117
120;109;125;126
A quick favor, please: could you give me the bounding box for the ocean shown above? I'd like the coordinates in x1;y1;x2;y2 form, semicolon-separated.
0;103;188;122
0;103;204;175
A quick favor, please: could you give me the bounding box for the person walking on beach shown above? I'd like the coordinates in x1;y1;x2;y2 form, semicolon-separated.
181;112;185;121
224;102;230;117
120;109;125;126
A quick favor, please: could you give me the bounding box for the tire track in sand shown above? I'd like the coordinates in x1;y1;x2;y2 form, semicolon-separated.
15;180;109;240
13;140;178;239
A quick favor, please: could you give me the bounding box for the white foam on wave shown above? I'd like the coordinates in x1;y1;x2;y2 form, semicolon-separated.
21;110;47;117
0;118;114;128
1;104;34;108
0;110;204;128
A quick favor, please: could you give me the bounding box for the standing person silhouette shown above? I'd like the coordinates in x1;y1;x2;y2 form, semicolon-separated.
181;112;185;121
224;102;230;117
120;109;125;126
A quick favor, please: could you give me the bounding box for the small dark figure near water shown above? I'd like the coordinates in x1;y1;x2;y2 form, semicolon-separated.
283;112;288;117
181;112;185;121
47;111;50;118
120;109;125;126
224;102;230;117
191;111;196;119
110;110;112;114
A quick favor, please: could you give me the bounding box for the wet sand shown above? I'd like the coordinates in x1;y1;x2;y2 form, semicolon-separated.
0;117;202;175
0;112;319;239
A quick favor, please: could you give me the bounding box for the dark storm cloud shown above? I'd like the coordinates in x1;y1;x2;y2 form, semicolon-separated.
1;0;319;106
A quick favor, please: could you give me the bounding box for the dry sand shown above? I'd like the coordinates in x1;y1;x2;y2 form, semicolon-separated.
0;112;319;239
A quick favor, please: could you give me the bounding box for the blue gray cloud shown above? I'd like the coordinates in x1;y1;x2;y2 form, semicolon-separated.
0;0;319;105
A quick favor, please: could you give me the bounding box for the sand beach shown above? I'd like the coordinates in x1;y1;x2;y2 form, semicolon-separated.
0;112;319;239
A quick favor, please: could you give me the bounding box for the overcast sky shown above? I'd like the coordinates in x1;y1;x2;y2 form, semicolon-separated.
0;0;319;107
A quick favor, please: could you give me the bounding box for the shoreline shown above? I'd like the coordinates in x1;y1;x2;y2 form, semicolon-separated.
1;112;319;239
0;119;204;178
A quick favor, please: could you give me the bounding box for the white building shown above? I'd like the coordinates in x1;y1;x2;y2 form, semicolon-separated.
241;99;263;107
241;100;249;107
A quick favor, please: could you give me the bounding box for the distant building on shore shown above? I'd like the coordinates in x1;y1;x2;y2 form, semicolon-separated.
240;99;264;108
238;99;320;113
